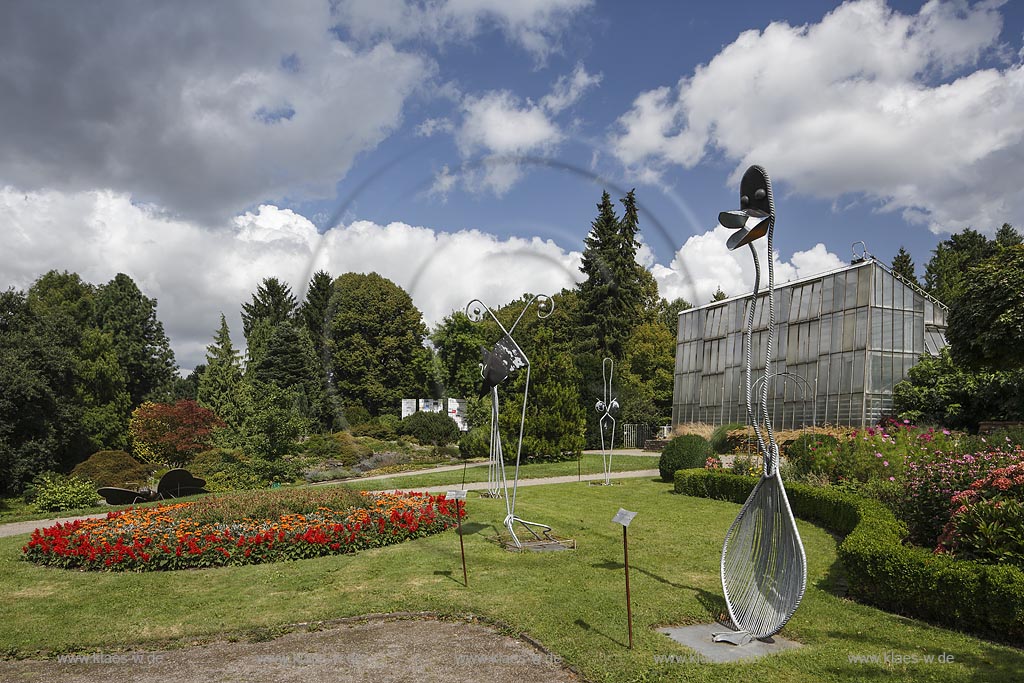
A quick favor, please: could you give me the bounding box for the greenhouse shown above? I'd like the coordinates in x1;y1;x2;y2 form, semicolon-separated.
672;257;948;428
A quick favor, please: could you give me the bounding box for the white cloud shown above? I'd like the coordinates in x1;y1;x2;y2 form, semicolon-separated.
541;63;602;114
455;90;563;194
0;2;431;224
334;0;593;62
651;225;846;305
416;117;455;137
610;0;1023;235
0;188;582;371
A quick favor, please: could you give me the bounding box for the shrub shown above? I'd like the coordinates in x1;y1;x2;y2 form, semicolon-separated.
188;448;265;491
658;435;711;482
458;426;490;459
398;411;460;446
785;433;841;478
709;422;746;454
71;450;153;489
341;404;371;429
731;454;761;477
936;462;1024;566
903;447;1024;546
673;469;1024;644
300;432;371;467
351;415;399;440
704;455;723;470
30;472;99;512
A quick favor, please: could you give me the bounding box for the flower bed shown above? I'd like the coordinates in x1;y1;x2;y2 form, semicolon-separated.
21;490;463;571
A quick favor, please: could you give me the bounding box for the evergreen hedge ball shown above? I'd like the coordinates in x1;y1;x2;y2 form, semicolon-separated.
659;434;712;482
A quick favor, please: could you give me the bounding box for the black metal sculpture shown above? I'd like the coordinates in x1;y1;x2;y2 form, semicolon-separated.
97;469;208;505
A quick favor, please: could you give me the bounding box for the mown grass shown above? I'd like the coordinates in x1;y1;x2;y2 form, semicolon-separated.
2;477;1022;681
345;452;659;491
0;454;657;525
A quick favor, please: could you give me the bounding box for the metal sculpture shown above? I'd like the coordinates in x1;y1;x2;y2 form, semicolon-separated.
467;294;554;548
594;357;619;486
713;165;807;644
97;469;208;506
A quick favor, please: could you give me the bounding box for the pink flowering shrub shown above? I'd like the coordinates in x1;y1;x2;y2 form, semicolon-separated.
935;462;1024;567
903;447;1024;546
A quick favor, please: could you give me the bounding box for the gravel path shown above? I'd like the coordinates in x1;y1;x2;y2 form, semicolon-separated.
0;616;581;683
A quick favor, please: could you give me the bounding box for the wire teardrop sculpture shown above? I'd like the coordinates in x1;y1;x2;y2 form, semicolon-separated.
713;165;807;644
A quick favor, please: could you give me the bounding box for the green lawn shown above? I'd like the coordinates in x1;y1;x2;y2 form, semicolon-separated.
2;478;1021;681
0;454;658;525
344;452;659;491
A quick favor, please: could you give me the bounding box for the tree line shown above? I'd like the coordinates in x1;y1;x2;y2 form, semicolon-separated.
3;199;1019;494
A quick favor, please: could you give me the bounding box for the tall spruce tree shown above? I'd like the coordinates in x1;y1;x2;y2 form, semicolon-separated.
576;190;652;358
241;277;297;340
95;273;177;407
890;246;920;286
996;223;1023;248
197;314;242;420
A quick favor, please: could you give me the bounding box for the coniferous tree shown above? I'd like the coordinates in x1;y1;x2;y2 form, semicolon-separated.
241;277;297;340
499;326;585;461
890;246;920;286
576;190;653;359
923;228;994;306
996;223;1023;248
299;270;334;348
197;314;242;420
711;286;728;302
95;273;177;407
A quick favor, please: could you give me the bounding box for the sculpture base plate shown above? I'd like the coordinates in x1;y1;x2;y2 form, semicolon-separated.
477;491;504;499
587;480;622;487
656;623;802;663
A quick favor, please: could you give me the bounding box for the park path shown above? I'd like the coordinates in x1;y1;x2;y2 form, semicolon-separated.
0;454;660;539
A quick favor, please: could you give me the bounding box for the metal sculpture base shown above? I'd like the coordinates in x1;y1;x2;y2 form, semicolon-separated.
587;480;622;487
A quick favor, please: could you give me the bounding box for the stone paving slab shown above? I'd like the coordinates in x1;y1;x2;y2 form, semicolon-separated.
657;623;802;663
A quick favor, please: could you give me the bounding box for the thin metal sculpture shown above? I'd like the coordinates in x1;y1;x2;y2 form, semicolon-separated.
713;165;807;644
467;294;555;548
594;357;619;486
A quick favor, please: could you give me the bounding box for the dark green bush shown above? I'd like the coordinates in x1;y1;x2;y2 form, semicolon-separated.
351;415;400;440
458;426;489;459
71;450;153;489
658;435;711;482
398;411;460;446
673;468;1024;644
709;422;746;454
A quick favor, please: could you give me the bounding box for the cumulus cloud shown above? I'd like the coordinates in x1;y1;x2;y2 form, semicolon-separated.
0;1;430;224
610;0;1023;235
650;225;846;305
541;63;603;114
451;90;563;194
0;189;582;371
334;0;593;62
441;63;600;195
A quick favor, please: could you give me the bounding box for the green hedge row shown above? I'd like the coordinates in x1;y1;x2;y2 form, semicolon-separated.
673;469;1024;645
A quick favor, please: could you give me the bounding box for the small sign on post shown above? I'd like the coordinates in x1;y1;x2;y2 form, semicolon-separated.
613;508;637;649
447;490;468;587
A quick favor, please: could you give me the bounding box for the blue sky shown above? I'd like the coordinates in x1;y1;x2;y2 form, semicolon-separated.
1;1;1021;370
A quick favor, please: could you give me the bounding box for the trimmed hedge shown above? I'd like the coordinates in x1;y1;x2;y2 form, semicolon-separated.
673;468;1024;645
